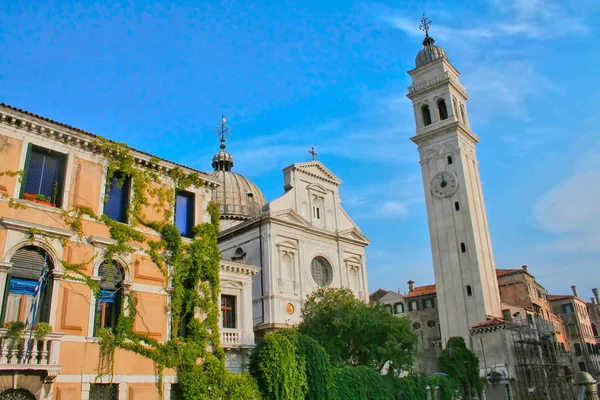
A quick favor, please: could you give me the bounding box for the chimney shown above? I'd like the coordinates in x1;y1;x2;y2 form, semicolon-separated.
408;280;415;293
522;265;528;273
571;285;578;298
592;297;596;305
593;288;599;304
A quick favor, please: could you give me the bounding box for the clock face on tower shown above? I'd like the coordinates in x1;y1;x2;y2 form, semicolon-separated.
431;171;458;198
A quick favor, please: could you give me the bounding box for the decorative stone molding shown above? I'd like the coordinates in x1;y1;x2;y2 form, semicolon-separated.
0;217;74;239
0;262;12;272
220;260;260;276
88;236;142;250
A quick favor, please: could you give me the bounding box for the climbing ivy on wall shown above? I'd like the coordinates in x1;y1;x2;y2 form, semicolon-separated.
3;138;260;399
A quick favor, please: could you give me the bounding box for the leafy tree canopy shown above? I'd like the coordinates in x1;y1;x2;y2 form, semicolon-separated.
299;287;417;374
438;336;484;396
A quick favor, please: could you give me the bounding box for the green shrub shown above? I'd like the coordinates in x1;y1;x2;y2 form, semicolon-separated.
333;365;397;400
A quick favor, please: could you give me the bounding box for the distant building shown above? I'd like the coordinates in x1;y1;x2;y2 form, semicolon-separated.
548;286;600;375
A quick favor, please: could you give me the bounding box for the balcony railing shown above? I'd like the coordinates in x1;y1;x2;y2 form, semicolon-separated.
0;329;63;373
221;329;242;347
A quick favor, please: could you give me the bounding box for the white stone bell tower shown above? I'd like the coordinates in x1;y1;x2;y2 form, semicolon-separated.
407;17;502;344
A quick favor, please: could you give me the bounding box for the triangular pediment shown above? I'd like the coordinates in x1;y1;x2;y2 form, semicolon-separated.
293;162;341;186
221;279;244;290
339;227;370;244
270;209;311;227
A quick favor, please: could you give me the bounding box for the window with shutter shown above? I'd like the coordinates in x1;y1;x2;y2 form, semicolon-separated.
95;260;124;334
21;146;66;206
4;246;53;324
175;191;195;238
104;172;130;222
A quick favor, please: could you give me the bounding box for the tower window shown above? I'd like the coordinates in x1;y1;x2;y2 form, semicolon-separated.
438;99;448;120
421;105;432;126
466;285;473;297
460;242;467;253
447;155;453;165
454;201;460;211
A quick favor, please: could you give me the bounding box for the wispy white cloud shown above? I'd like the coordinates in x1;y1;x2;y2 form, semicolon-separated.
376;0;587;41
533;142;600;252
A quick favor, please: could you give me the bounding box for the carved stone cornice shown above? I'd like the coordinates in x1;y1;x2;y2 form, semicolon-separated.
0;217;74;239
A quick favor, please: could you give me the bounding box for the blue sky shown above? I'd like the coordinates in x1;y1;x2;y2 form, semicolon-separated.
2;0;599;300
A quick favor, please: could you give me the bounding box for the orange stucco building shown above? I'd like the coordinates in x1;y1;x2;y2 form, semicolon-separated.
0;104;258;400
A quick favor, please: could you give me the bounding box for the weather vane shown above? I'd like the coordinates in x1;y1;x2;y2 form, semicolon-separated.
419;13;432;37
308;146;318;161
215;115;230;148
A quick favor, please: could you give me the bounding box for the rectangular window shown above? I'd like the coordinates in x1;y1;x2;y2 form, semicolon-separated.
104;172;130;223
574;343;582;356
423;298;434;309
537;289;542;299
89;383;119;400
21;145;67;207
175;191;195;238
221;295;236;329
408;301;418;312
579;361;587;372
563;303;574;314
502;309;512;321
394;303;404;314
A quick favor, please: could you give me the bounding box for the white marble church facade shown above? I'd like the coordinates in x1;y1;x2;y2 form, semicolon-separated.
215;161;370;334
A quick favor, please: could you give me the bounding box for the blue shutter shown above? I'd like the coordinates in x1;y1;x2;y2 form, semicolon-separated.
98;289;117;304
22;147;65;205
175;192;194;237
8;277;38;295
104;175;129;222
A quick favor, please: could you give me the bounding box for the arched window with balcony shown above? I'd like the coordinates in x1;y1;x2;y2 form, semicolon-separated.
421;105;432;126
437;99;448;120
4;246;54;324
95;259;124;334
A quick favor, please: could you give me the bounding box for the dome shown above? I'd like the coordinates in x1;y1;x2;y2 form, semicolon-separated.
209;116;267;228
209;169;267;221
415;36;448;68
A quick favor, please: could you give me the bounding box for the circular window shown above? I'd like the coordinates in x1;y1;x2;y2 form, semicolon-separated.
412;322;421;330
311;256;333;287
427;320;437;328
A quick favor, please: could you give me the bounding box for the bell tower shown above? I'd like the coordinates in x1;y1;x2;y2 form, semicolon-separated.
407;16;501;344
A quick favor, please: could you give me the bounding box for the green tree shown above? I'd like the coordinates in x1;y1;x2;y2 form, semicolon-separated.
299;287;417;375
438;337;484;397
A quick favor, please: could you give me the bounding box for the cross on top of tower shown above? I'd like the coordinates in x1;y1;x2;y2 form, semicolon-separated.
418;14;435;47
419;13;432;37
308;146;318;161
215;115;230;150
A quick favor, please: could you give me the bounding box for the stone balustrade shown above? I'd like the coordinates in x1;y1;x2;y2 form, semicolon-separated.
0;329;63;370
221;329;242;347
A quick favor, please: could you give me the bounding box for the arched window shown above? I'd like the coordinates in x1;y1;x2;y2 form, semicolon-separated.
447;155;453;165
311;257;333;287
466;285;473;297
0;389;37;400
95;260;124;333
231;247;246;261
454;201;460;211
460;242;467;253
421;105;432;126
4;246;54;324
438;99;448;120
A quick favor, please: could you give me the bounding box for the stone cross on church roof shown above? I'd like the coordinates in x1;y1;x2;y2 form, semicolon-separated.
308;146;318;160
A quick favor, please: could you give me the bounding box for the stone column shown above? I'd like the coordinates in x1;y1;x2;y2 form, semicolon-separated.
0;262;12;313
574;371;599;400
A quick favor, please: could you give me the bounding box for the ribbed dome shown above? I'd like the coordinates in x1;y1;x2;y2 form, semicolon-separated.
209;170;267;221
415;36;448;68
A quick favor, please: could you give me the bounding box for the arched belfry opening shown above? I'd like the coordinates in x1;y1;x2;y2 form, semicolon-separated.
421;105;432;126
438;99;448;120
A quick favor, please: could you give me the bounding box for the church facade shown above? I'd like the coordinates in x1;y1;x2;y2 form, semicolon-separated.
207;127;370;335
